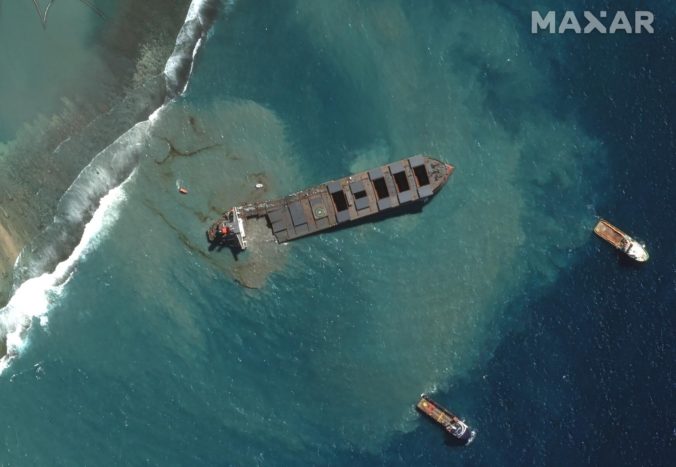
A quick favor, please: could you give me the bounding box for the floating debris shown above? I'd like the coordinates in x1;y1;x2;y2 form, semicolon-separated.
176;179;189;195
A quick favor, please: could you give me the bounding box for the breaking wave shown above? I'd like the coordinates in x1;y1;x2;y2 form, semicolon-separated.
0;174;132;374
164;0;230;97
13;0;227;284
12;117;156;284
2;0;229;368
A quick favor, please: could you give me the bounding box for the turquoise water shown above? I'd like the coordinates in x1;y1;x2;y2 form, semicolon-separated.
1;0;674;465
0;0;101;139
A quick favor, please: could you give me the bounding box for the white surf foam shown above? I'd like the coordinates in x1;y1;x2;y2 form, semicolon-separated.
1;0;228;374
12;0;228;285
0;173;133;375
163;0;231;97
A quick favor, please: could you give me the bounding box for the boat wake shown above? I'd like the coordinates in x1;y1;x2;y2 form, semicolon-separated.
1;0;229;371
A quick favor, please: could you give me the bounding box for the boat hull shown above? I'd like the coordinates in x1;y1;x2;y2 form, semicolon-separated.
594;219;649;262
416;395;476;446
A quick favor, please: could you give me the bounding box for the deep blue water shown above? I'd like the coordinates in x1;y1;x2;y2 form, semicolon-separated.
1;0;674;465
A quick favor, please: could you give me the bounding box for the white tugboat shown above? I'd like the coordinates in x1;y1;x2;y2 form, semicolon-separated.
594;219;649;262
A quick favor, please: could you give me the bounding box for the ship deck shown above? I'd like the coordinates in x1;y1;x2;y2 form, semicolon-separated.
238;155;452;244
416;396;460;426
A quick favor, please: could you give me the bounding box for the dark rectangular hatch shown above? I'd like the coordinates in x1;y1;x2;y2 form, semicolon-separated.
389;162;413;203
350;180;370;211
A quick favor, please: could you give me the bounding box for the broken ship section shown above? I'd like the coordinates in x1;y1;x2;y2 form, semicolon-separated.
207;155;454;250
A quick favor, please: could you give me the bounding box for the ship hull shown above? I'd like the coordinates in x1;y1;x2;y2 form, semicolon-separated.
208;156;453;250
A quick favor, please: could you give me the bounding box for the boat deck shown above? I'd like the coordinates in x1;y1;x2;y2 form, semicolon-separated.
594;219;627;250
416;395;460;426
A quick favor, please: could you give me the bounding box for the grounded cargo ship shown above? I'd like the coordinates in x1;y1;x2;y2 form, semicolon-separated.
416;394;477;445
594;219;649;262
207;155;454;250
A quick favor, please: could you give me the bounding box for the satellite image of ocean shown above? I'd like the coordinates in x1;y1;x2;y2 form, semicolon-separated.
0;0;673;465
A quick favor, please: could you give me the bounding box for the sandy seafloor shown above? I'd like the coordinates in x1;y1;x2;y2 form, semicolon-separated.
0;0;674;465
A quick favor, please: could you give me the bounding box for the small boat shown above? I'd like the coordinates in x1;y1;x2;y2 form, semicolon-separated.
594;219;649;262
176;178;189;195
416;394;476;445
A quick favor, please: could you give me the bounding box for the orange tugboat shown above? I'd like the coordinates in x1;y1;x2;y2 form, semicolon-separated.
594;219;649;262
416;394;476;445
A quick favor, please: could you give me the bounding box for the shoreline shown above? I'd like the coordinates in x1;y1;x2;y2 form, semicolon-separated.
0;0;194;306
0;222;20;306
0;0;225;374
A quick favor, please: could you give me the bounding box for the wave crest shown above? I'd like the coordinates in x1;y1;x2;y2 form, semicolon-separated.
0;174;131;374
1;0;228;368
163;0;227;97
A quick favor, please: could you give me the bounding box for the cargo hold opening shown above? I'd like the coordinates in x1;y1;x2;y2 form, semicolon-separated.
331;190;348;211
353;189;367;199
413;165;430;186
372;177;389;199
393;171;410;192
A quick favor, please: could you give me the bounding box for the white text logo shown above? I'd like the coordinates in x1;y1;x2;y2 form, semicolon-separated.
532;11;654;34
